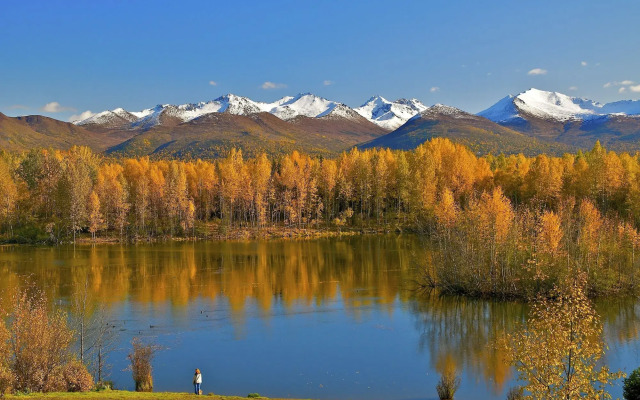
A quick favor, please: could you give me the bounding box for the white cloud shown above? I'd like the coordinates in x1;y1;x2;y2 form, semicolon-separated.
8;104;29;110
581;61;587;67
68;110;95;122
261;81;287;90
569;86;578;91
40;101;76;113
619;87;627;94
630;85;640;93
209;80;218;86
323;80;334;86
527;68;547;76
430;86;440;93
604;80;635;88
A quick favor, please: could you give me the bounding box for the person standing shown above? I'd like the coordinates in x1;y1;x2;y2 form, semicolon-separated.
193;368;202;395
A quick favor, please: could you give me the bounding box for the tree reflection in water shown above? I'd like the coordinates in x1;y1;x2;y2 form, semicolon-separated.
0;235;418;318
411;291;526;395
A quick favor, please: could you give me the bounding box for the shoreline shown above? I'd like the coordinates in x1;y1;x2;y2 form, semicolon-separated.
2;225;407;246
5;391;309;399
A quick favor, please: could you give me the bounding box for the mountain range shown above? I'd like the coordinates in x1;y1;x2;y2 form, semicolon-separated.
3;88;640;157
76;93;428;131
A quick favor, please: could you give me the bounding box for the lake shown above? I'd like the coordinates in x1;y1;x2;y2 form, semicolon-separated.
0;234;638;399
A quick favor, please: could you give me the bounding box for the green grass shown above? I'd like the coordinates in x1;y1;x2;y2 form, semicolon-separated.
6;390;308;400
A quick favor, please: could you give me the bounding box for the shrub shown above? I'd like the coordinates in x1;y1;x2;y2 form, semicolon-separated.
247;394;261;398
128;338;158;392
41;360;94;393
0;321;14;395
0;287;93;395
10;288;74;393
436;370;461;400
62;359;94;392
624;367;640;400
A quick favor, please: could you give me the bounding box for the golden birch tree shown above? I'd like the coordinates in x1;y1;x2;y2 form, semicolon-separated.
501;274;624;400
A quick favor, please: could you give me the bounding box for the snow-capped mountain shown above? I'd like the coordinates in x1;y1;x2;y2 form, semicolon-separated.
74;88;640;140
269;93;341;120
125;94;271;129
78;108;139;129
354;96;428;130
479;88;640;123
359;101;571;156
74;93;366;129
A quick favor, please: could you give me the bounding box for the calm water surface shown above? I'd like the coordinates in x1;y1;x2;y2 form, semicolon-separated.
0;235;639;400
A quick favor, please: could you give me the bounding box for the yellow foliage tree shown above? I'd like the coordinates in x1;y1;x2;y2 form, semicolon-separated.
538;210;563;255
434;188;458;234
501;273;624;400
0;159;17;236
88;190;103;240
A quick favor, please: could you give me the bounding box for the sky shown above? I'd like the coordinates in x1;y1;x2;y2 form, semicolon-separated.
1;0;640;121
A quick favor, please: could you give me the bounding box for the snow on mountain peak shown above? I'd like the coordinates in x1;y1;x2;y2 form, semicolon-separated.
395;98;428;112
355;96;427;130
362;95;391;106
74;107;137;127
269;93;343;120
76;93;369;128
479;88;640;123
514;88;601;121
477;95;519;122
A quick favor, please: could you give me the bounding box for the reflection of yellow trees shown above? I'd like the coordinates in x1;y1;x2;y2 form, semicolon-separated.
0;236;417;316
597;298;640;344
412;293;526;394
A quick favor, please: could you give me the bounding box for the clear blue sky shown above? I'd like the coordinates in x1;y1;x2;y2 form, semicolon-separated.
2;0;639;121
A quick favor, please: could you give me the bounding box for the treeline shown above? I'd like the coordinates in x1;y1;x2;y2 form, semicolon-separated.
0;138;639;247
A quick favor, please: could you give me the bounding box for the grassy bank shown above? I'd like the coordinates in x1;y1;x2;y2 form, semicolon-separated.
6;390;308;400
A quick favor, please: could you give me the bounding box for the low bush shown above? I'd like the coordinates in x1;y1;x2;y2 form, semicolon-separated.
5;288;93;394
128;338;158;392
62;359;94;392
